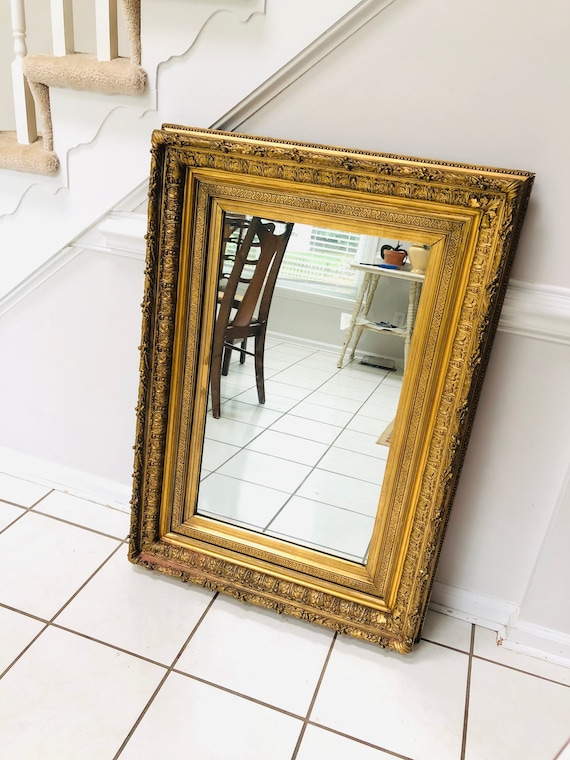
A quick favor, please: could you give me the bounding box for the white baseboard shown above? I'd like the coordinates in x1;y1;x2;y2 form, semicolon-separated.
429;580;518;631
500;614;570;668
430;581;570;667
0;447;131;512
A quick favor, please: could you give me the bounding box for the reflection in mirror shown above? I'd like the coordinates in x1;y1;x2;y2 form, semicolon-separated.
196;211;427;564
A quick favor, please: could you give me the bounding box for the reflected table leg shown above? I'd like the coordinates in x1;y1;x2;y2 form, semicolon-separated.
349;274;380;359
337;272;376;368
403;281;422;368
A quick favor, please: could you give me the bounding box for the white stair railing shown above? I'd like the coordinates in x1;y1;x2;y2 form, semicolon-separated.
96;0;119;61
50;0;121;61
50;0;74;56
10;0;37;144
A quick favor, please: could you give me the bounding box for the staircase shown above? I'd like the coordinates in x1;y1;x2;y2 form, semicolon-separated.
0;0;386;304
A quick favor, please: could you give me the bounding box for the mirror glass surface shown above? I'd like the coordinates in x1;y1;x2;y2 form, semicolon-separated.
196;211;426;564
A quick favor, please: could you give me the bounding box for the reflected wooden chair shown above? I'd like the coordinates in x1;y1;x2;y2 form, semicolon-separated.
210;217;294;419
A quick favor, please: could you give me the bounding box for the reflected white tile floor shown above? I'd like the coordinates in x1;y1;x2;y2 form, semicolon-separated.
1;473;569;759
198;342;398;562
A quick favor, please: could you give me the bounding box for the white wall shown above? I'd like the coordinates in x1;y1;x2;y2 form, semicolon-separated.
237;0;570;649
0;0;569;656
0;247;144;489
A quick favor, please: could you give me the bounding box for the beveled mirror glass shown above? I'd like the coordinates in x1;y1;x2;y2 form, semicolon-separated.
129;125;533;653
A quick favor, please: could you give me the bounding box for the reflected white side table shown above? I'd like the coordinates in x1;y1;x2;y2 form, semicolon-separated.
337;264;425;369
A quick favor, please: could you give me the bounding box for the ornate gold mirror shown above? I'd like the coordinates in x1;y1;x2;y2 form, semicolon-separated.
129;125;533;653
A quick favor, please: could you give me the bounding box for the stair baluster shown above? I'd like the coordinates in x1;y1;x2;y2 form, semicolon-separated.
10;0;37;145
50;0;75;56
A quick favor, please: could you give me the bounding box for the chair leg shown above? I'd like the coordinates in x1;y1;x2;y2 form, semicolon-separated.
240;338;247;364
222;342;233;376
210;331;225;419
254;331;266;404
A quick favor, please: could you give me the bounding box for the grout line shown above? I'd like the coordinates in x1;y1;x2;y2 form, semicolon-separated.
0;541;124;680
113;593;220;759
0;507;29;534
460;624;476;759
553;736;570;760
305;723;415;760
472;653;570;688
170;669;305;722
49;541;125;622
0;620;50;681
290;631;338;760
30;507;128;541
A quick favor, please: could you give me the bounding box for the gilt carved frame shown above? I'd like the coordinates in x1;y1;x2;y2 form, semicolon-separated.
129;125;533;653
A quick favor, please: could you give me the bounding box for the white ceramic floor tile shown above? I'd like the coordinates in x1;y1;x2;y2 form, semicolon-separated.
295;351;340;370
201;438;241;471
121;671;302;760
290;400;354;427
267;342;316;359
337;362;391;381
234;386;300;412
0;626;164;759
218;398;283;427
245;429;328;466
465;657;570;760
297;725;398;759
32;490;130;538
197;473;289;529
271;414;342;445
312;637;468;760
0;502;25;531
474;626;570;685
55;550;215;663
220;371;258;392
0;473;51;507
263;354;299;371
334;428;390;460
348;413;394;435
218;449;311;492
0;512;120;618
0;606;44;674
320;378;378;402
264;379;314;401
318;447;387;485
272;365;337;390
304;389;363;413
266;496;374;560
175;594;334;714
382;372;404;387
297;470;381;516
359;397;400;420
421;610;473;652
205;415;265;447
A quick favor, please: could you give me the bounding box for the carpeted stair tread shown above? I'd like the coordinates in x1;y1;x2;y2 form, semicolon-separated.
0;132;59;175
23;53;146;96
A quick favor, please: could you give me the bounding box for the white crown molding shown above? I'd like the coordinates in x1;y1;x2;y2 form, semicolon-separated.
499;278;570;345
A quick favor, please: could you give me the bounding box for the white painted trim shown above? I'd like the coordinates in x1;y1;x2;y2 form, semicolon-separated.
95;214;147;256
429;582;570;665
213;0;401;132
429;580;517;631
499;279;570;345
0;245;81;318
0;447;131;511
501;612;570;668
